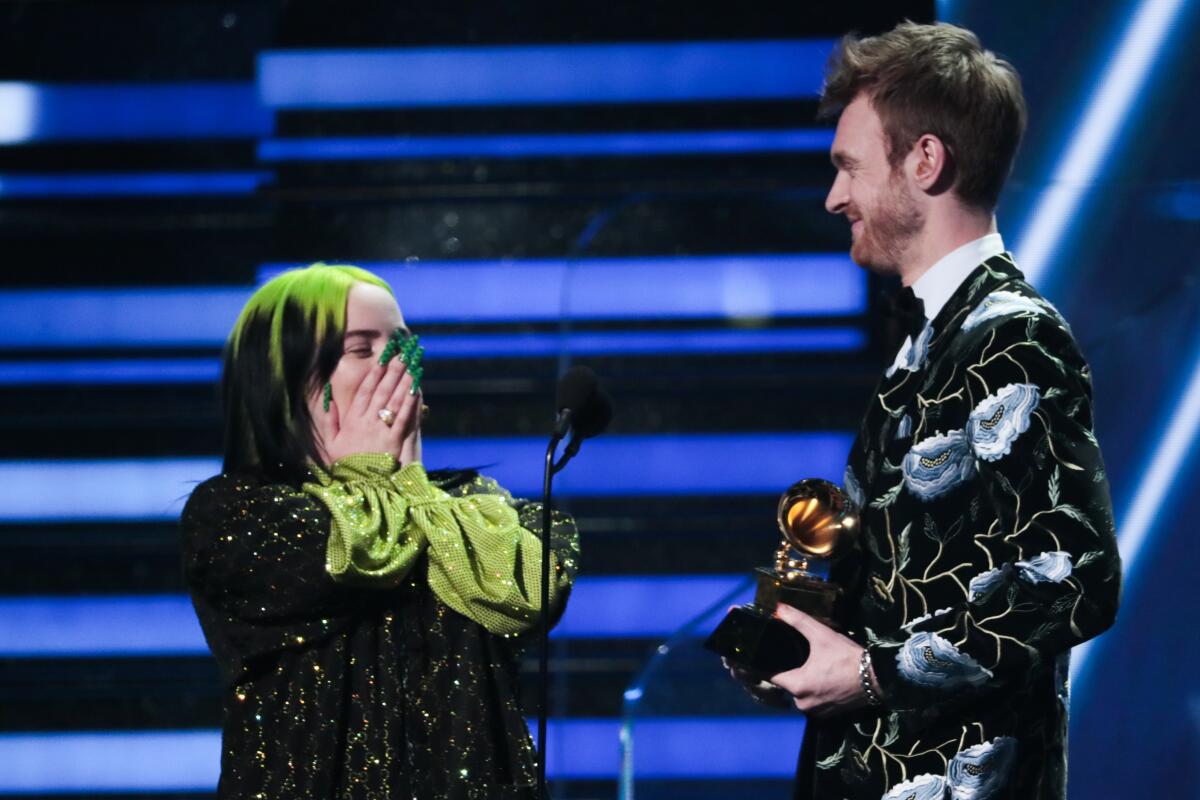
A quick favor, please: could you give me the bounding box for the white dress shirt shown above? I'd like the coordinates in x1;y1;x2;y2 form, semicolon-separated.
910;232;1006;322
886;233;1006;379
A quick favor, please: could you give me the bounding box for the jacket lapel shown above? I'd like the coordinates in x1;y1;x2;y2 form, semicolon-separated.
848;253;1027;504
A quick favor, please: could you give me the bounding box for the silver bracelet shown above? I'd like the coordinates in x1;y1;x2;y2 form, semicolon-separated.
859;648;883;707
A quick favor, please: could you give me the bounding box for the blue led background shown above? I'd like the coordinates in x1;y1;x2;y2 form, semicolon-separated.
942;1;1200;796
0;1;1196;798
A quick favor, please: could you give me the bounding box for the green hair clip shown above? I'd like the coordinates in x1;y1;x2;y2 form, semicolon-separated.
322;382;332;412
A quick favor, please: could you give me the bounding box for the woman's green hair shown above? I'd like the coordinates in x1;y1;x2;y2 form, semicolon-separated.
229;263;391;379
222;263;393;482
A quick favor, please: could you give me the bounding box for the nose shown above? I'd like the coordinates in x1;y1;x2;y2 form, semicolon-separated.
825;171;848;215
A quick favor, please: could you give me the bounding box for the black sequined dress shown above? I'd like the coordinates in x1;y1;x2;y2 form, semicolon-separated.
181;468;579;799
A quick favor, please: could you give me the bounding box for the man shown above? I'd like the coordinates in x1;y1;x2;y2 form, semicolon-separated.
731;22;1122;800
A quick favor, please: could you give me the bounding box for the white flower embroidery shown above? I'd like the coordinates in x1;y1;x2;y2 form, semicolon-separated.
968;568;1007;602
962;289;1059;333
896;631;993;690
886;322;934;378
967;383;1040;462
1016;551;1073;584
881;773;948;800
902;430;976;501
902;607;955;632
843;465;866;509
948;737;1018;800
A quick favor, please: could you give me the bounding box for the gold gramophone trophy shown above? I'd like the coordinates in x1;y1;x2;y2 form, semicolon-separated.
704;478;860;675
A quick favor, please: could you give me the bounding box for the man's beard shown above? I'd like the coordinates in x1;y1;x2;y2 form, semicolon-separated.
849;173;923;273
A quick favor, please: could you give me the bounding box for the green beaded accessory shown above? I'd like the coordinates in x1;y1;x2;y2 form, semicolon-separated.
377;328;425;395
378;329;402;366
322;382;332;412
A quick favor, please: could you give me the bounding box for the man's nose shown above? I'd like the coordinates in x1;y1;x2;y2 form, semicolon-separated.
825;173;847;215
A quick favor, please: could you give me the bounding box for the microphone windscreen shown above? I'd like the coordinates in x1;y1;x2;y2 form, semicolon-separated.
574;388;614;440
555;365;598;415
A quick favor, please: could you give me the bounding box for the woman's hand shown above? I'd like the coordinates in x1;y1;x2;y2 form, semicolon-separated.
399;418;422;467
312;354;422;466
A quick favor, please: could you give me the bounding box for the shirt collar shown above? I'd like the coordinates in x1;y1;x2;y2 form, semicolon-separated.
911;233;1006;321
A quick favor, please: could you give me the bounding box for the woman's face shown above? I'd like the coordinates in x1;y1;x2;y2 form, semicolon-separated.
319;282;409;415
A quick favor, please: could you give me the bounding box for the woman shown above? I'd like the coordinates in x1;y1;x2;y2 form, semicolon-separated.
181;263;579;799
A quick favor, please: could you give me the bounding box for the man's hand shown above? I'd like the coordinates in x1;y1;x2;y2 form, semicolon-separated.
722;657;793;709
767;604;875;718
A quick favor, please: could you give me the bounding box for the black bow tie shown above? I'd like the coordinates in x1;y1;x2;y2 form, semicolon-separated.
888;287;928;343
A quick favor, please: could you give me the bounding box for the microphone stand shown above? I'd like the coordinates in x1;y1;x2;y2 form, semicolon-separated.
538;410;571;800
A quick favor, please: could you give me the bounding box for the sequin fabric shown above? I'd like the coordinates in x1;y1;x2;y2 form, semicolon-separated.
181;467;579;799
303;454;576;636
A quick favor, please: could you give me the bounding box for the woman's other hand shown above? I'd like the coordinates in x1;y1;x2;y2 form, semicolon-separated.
312;353;421;466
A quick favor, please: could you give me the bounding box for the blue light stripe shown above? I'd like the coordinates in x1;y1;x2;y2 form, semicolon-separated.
0;719;801;791
0;432;850;521
556;576;753;639
0;730;221;794
1014;0;1189;289
0;457;217;522
0;287;249;348
258;129;834;161
1072;333;1200;687
423;327;867;356
0;171;270;198
0;359;223;385
262;254;866;322
0;255;863;348
0;82;271;144
0;329;864;384
548;718;805;779
0;596;208;658
258;40;832;109
0;578;752;657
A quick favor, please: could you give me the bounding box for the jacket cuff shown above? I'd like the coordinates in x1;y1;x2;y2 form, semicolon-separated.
325;452;399;484
391;462;448;504
867;642;901;708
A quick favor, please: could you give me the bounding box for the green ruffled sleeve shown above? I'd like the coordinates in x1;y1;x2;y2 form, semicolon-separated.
302;452;428;584
301;453;578;637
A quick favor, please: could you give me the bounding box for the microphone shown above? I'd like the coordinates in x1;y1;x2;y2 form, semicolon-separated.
537;366;611;799
552;365;599;440
556;387;613;470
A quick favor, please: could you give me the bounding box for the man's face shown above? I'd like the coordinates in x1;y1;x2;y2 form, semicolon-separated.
825;94;923;275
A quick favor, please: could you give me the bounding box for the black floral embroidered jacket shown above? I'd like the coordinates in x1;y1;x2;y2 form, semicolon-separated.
796;254;1122;800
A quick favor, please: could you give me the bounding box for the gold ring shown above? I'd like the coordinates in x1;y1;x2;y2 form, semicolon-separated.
421;404;430;420
378;408;396;427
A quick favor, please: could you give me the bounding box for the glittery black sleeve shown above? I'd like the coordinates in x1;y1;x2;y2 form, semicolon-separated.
181;473;367;683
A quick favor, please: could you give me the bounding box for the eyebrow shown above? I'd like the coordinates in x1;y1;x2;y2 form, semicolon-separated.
344;326;410;340
831;151;858;169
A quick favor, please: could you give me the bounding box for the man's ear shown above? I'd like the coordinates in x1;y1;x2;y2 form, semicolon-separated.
909;133;954;195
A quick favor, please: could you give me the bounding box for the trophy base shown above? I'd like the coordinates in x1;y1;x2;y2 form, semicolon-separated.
753;567;840;627
704;604;811;675
704;567;842;674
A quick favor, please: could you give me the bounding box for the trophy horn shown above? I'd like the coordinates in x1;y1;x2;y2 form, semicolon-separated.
776;478;859;559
